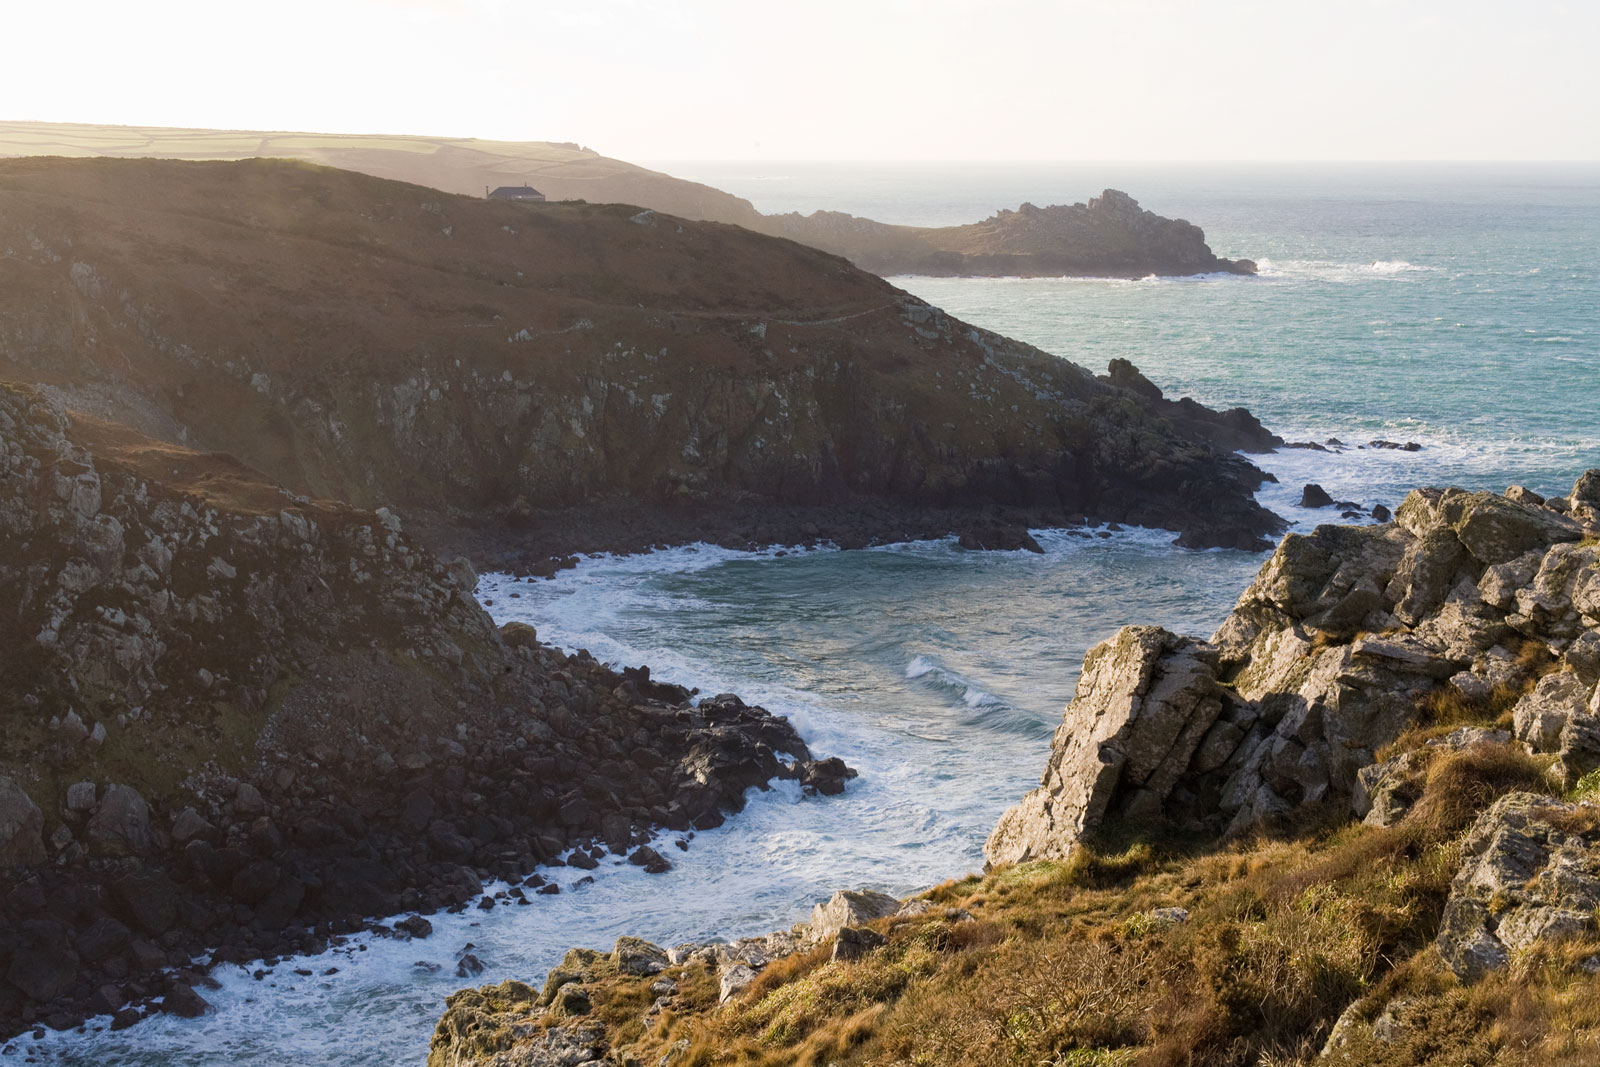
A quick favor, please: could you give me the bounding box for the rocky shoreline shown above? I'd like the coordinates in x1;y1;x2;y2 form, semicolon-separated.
0;383;855;1040
427;470;1600;1066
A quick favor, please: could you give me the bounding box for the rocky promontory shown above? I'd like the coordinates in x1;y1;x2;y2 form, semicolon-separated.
987;472;1600;866
765;189;1257;279
0;156;1281;557
3;124;1256;282
0;382;850;1038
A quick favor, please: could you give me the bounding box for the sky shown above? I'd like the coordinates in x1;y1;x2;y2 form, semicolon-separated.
8;0;1599;161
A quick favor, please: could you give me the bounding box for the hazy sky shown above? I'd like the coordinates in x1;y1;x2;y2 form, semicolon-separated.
10;0;1599;161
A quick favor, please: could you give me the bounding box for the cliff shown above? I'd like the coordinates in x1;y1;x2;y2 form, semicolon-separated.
0;382;848;1037
0;155;1280;555
435;473;1600;1066
0;122;1255;280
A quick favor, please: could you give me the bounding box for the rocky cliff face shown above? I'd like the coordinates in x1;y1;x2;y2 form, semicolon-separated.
766;190;1256;279
0;157;1280;554
988;473;1600;870
0;382;849;1037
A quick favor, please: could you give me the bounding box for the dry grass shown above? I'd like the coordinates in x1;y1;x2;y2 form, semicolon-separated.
566;735;1585;1067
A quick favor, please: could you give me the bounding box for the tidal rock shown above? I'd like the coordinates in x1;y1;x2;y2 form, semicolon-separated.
958;525;1044;553
627;845;671;874
0;776;46;868
1300;483;1335;508
1436;792;1600;979
161;984;212;1018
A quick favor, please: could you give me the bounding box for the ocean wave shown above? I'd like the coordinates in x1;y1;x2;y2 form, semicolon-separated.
1253;257;1434;282
905;654;1002;709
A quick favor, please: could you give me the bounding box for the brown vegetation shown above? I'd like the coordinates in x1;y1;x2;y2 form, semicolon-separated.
504;736;1589;1067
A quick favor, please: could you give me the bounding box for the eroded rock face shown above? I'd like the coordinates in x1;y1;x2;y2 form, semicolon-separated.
1436;792;1600;979
987;473;1600;868
986;627;1230;866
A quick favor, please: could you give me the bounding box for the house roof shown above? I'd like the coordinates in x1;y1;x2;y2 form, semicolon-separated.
488;185;543;198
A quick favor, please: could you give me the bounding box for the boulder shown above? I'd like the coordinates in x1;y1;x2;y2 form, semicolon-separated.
1353;727;1510;827
627;845;671;874
1436;792;1600;979
1300;484;1335;509
86;783;151;856
5;920;79;1002
1513;671;1592;753
65;781;97;813
0;777;45;868
806;888;900;941
985;626;1224;866
831;926;887;963
611;937;668;976
718;963;759;1003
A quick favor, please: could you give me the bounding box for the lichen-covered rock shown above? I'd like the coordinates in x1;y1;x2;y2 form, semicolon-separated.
988;471;1600;867
986;626;1227;866
1436;792;1600;979
1353;727;1511;827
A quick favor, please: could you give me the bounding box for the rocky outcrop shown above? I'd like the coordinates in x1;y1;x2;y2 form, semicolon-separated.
0;383;850;1038
1435;792;1600;979
429;886;958;1067
765;190;1256;279
0;157;1280;555
987;473;1600;868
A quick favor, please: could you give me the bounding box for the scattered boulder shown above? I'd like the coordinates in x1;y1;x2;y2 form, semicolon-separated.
85;783;152;856
612;937;668;976
806;888;900;941
0;776;46;867
831;926;887;963
718;963;759;1003
957;524;1044;553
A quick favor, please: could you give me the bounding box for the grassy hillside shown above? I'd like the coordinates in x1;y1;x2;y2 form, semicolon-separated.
0;120;766;226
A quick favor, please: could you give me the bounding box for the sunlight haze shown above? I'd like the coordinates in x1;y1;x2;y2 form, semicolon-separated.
8;0;1598;161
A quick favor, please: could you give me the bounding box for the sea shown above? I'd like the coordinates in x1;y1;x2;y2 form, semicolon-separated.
23;163;1600;1064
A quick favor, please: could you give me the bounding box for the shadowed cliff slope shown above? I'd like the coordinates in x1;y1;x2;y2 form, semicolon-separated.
0;156;1280;552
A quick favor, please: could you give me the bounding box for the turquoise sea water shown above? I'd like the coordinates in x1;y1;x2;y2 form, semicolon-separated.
29;165;1600;1064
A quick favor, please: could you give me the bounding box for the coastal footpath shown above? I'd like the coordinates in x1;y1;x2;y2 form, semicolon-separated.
432;472;1600;1066
0;122;1255;280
